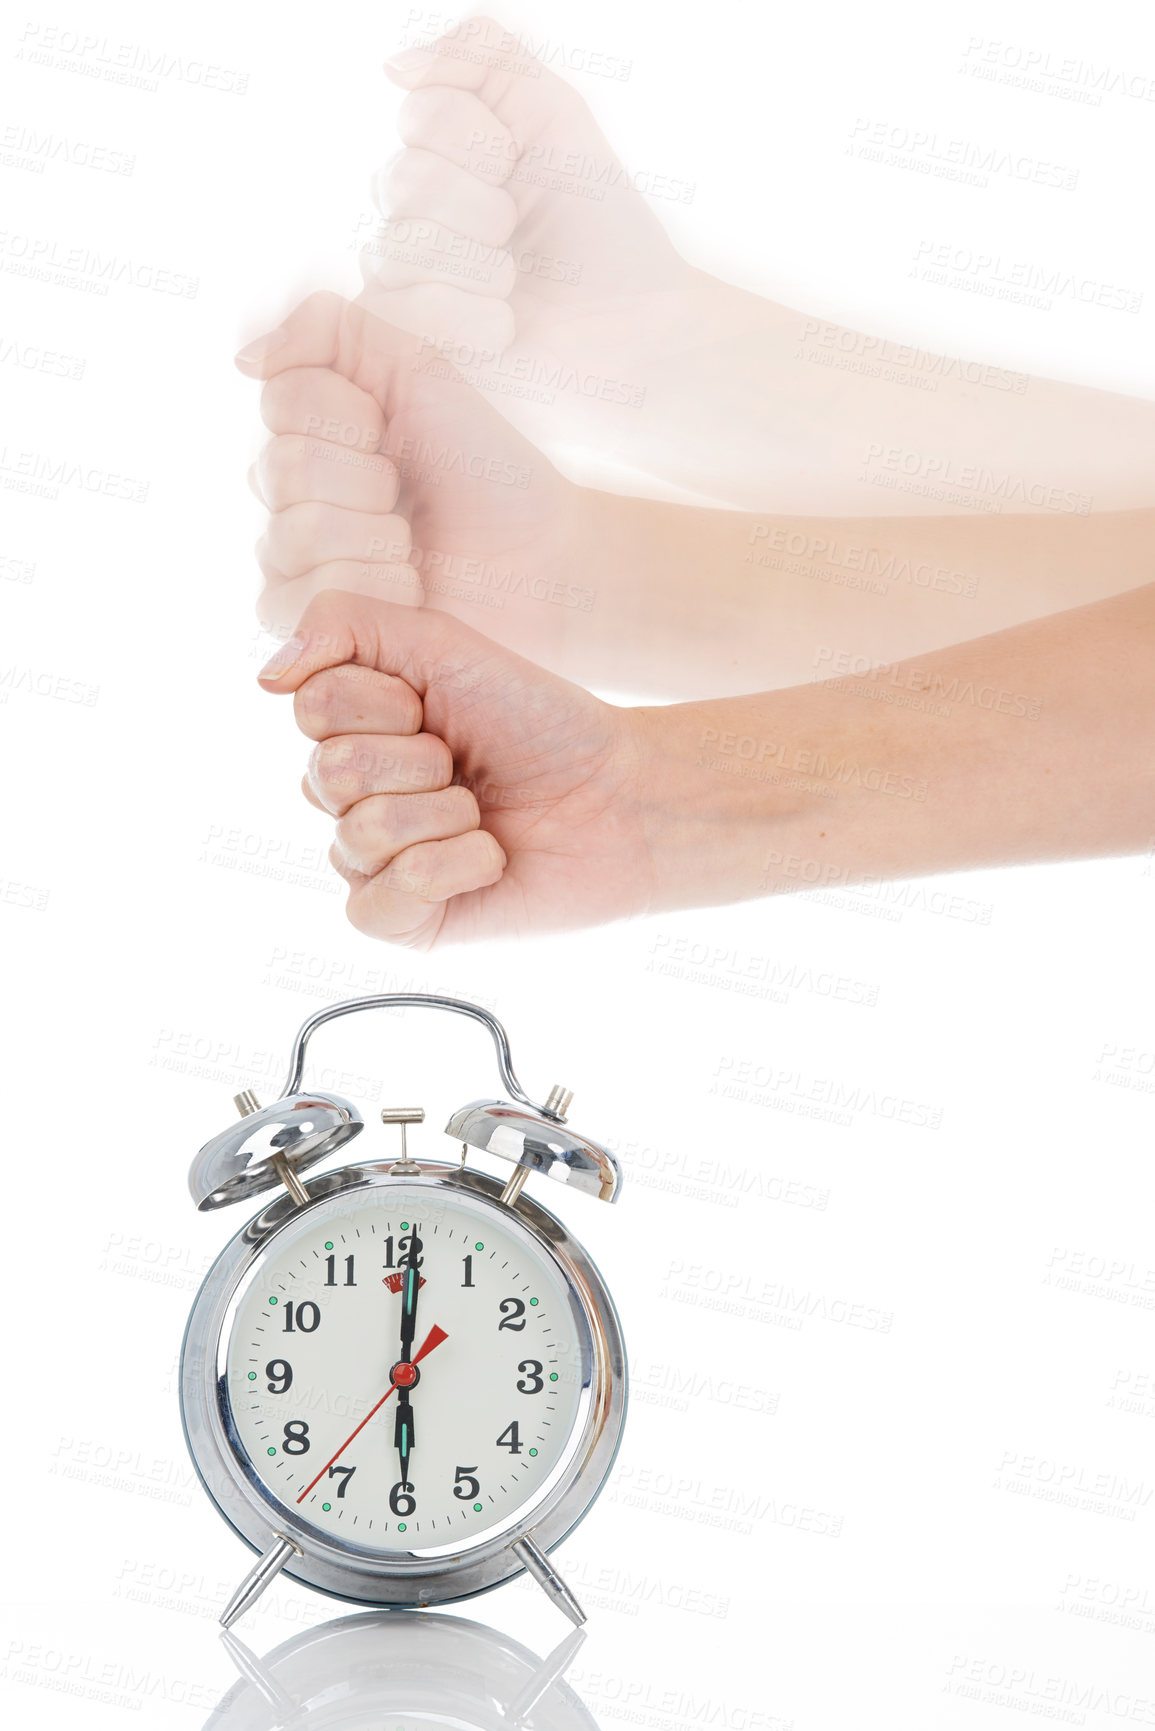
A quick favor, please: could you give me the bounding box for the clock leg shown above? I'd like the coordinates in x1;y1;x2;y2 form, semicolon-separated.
512;1535;587;1628
505;1625;587;1721
218;1629;301;1716
219;1533;301;1629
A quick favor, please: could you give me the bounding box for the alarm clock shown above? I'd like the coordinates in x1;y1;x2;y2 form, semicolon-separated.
180;993;626;1630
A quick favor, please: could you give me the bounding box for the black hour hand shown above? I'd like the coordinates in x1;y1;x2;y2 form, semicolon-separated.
395;1388;414;1485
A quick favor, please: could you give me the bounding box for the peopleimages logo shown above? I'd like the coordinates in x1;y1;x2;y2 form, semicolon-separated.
913;240;1142;315
959;36;1155;105
848;117;1079;190
698;728;928;800
748;522;979;596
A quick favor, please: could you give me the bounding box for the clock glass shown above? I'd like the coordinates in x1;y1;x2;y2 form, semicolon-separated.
221;1180;591;1555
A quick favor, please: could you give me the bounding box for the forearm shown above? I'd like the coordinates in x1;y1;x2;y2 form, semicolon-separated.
649;268;1155;516
630;583;1155;908
574;487;1155;697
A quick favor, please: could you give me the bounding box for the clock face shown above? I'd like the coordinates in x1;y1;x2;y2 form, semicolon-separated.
221;1179;591;1555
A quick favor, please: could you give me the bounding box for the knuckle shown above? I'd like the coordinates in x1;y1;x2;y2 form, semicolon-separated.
490;190;518;244
376;514;412;562
399;84;456;138
258;374;291;426
393;678;424;734
254;528;280;578
385;148;426;201
443;784;481;828
285;499;332;546
310;736;359;800
475;830;505;878
421;735;455;789
381;852;435;900
337;796;387;859
293;669;343;738
262;434;309;504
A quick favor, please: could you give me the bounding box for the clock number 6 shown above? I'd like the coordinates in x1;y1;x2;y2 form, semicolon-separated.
390;1482;416;1517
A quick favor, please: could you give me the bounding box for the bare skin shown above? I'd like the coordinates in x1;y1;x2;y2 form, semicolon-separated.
362;15;1155;515
258;585;1155;950
239;294;1155;700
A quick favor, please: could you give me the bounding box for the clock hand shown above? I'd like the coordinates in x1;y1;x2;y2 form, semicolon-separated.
296;1324;448;1504
394;1228;421;1487
395;1386;414;1487
398;1229;420;1366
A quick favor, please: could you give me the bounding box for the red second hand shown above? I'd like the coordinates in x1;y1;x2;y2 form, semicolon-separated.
295;1324;448;1504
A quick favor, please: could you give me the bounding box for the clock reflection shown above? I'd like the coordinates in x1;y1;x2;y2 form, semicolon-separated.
204;1610;601;1731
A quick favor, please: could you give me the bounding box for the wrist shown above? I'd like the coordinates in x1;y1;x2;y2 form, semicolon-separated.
625;675;934;912
623;696;817;911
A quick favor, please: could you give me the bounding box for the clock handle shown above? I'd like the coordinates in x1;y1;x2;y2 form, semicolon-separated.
277;993;559;1118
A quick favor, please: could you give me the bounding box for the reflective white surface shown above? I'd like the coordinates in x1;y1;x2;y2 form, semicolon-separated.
206;1613;597;1731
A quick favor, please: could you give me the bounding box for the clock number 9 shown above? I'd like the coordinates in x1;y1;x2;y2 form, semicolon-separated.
498;1298;526;1332
282;1420;310;1455
517;1360;544;1394
265;1360;293;1394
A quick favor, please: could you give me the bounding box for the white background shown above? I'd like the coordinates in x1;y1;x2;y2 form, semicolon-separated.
3;0;1155;1725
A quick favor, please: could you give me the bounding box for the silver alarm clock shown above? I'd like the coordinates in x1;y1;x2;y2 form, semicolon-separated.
180;994;627;1629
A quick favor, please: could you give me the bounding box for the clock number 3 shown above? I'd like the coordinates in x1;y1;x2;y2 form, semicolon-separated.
517;1360;544;1394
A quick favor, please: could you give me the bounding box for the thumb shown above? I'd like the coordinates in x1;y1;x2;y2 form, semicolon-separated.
235;291;451;420
257;591;512;703
234;291;419;387
234;290;350;377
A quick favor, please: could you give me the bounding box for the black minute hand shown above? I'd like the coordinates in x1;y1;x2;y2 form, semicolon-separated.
399;1229;420;1365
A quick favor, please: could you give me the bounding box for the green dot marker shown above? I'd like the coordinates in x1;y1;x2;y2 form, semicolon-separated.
268;1296;278;1305
248;1372;257;1381
322;1502;331;1511
324;1241;333;1251
400;1221;410;1231
397;1522;407;1532
473;1502;483;1512
475;1242;484;1251
267;1447;276;1456
530;1298;538;1307
550;1373;558;1382
529;1448;538;1457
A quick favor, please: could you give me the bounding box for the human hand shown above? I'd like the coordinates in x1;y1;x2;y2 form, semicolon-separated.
366;19;1155;519
361;16;720;491
239;292;630;681
257;590;667;948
